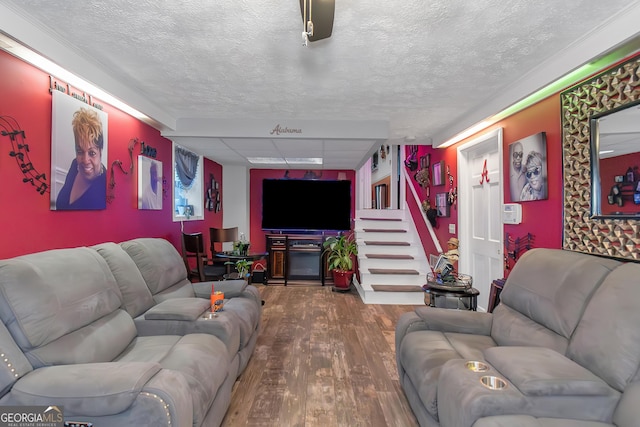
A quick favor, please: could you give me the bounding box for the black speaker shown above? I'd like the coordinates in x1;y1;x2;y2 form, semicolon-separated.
252;269;267;285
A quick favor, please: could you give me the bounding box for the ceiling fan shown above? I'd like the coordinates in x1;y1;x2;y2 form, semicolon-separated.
300;0;335;45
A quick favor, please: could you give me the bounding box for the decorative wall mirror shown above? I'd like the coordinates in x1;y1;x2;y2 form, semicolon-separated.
590;100;640;219
562;53;640;261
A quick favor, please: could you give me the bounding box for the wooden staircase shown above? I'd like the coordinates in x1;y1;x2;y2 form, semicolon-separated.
353;209;427;305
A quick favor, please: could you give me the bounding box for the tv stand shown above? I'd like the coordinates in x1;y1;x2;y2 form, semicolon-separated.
266;233;335;285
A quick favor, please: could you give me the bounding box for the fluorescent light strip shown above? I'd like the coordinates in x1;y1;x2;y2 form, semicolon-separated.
247;157;323;165
285;157;322;165
247;157;287;164
0;32;150;121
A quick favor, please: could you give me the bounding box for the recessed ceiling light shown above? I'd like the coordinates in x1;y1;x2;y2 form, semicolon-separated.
247;157;287;164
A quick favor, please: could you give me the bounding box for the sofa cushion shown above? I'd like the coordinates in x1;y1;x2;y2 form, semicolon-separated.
115;334;228;427
223;296;261;349
9;362;161;415
398;330;496;418
120;238;193;298
491;305;569;354
568;262;640;391
93;242;155;318
613;381;640;427
193;279;248;299
473;415;614;427
492;249;620;350
0;247;135;367
0;320;32;397
484;347;614;397
144;298;210;321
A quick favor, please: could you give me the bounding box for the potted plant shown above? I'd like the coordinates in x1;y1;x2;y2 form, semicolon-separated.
322;233;358;289
225;259;253;280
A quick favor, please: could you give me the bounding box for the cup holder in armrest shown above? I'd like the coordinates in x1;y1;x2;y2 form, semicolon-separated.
202;312;218;319
465;361;489;372
480;375;507;390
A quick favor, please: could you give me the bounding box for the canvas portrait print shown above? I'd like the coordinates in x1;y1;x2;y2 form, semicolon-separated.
50;90;108;210
138;156;163;210
508;132;547;202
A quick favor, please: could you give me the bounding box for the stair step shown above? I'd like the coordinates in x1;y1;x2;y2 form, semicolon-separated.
364;241;411;246
362;228;407;233
371;285;423;292
368;268;420;275
365;254;414;260
359;217;403;221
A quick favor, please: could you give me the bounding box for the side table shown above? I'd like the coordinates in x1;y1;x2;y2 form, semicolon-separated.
422;284;480;311
488;278;506;313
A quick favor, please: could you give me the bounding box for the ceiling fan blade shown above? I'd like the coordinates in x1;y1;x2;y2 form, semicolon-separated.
300;0;335;42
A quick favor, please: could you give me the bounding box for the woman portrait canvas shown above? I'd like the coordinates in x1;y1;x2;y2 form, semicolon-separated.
508;132;548;202
50;90;108;210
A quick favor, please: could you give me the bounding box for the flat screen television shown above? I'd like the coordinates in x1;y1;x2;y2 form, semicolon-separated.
261;179;352;231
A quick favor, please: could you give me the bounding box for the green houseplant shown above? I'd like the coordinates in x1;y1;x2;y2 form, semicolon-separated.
322;233;358;289
225;259;253;280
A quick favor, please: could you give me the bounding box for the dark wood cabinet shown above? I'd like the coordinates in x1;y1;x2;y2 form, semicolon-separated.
267;236;287;281
266;234;333;285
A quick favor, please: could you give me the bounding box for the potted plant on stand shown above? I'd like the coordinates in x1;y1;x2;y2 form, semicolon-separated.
224;259;253;281
323;233;358;292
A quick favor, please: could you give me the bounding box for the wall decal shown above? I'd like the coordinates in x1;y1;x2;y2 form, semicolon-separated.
479;159;490;185
1;116;49;195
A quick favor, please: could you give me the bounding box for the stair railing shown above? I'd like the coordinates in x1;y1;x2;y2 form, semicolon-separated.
402;167;443;254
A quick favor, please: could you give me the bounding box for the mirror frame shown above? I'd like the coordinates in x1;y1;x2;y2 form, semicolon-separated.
589;99;640;219
561;52;640;261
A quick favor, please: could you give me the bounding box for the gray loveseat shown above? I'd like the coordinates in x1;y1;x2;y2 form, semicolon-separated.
94;237;262;376
396;248;640;427
0;237;262;426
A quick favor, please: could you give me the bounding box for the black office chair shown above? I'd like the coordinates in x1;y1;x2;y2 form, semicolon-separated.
181;232;226;282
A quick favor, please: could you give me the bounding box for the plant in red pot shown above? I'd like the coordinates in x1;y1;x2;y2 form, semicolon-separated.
323;233;358;290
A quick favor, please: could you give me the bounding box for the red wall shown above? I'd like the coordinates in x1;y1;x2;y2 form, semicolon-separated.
249;169;357;254
0;50;222;259
405;95;565;274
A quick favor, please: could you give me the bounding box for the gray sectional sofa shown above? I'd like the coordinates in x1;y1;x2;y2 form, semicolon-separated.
0;237;262;427
396;248;640;427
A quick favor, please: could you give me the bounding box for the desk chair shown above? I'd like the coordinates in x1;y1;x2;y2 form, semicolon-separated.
181;232;226;281
209;227;239;254
209;227;239;273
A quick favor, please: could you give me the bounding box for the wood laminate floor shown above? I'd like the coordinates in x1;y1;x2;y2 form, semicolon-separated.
221;284;421;427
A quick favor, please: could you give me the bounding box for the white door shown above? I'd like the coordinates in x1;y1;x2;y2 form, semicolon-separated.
457;128;504;310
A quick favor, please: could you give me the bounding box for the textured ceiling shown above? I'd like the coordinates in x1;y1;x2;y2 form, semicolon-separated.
1;0;639;169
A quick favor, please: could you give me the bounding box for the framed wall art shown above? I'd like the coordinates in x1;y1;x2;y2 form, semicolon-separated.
508;132;548;202
138;156;162;210
435;192;450;217
432;160;445;186
50;90;108;210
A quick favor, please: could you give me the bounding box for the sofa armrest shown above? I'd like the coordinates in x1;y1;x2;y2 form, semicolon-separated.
192;279;248;298
437;352;620;427
9;362;162;416
484;347;614;397
413;306;493;334
144;298;210;320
